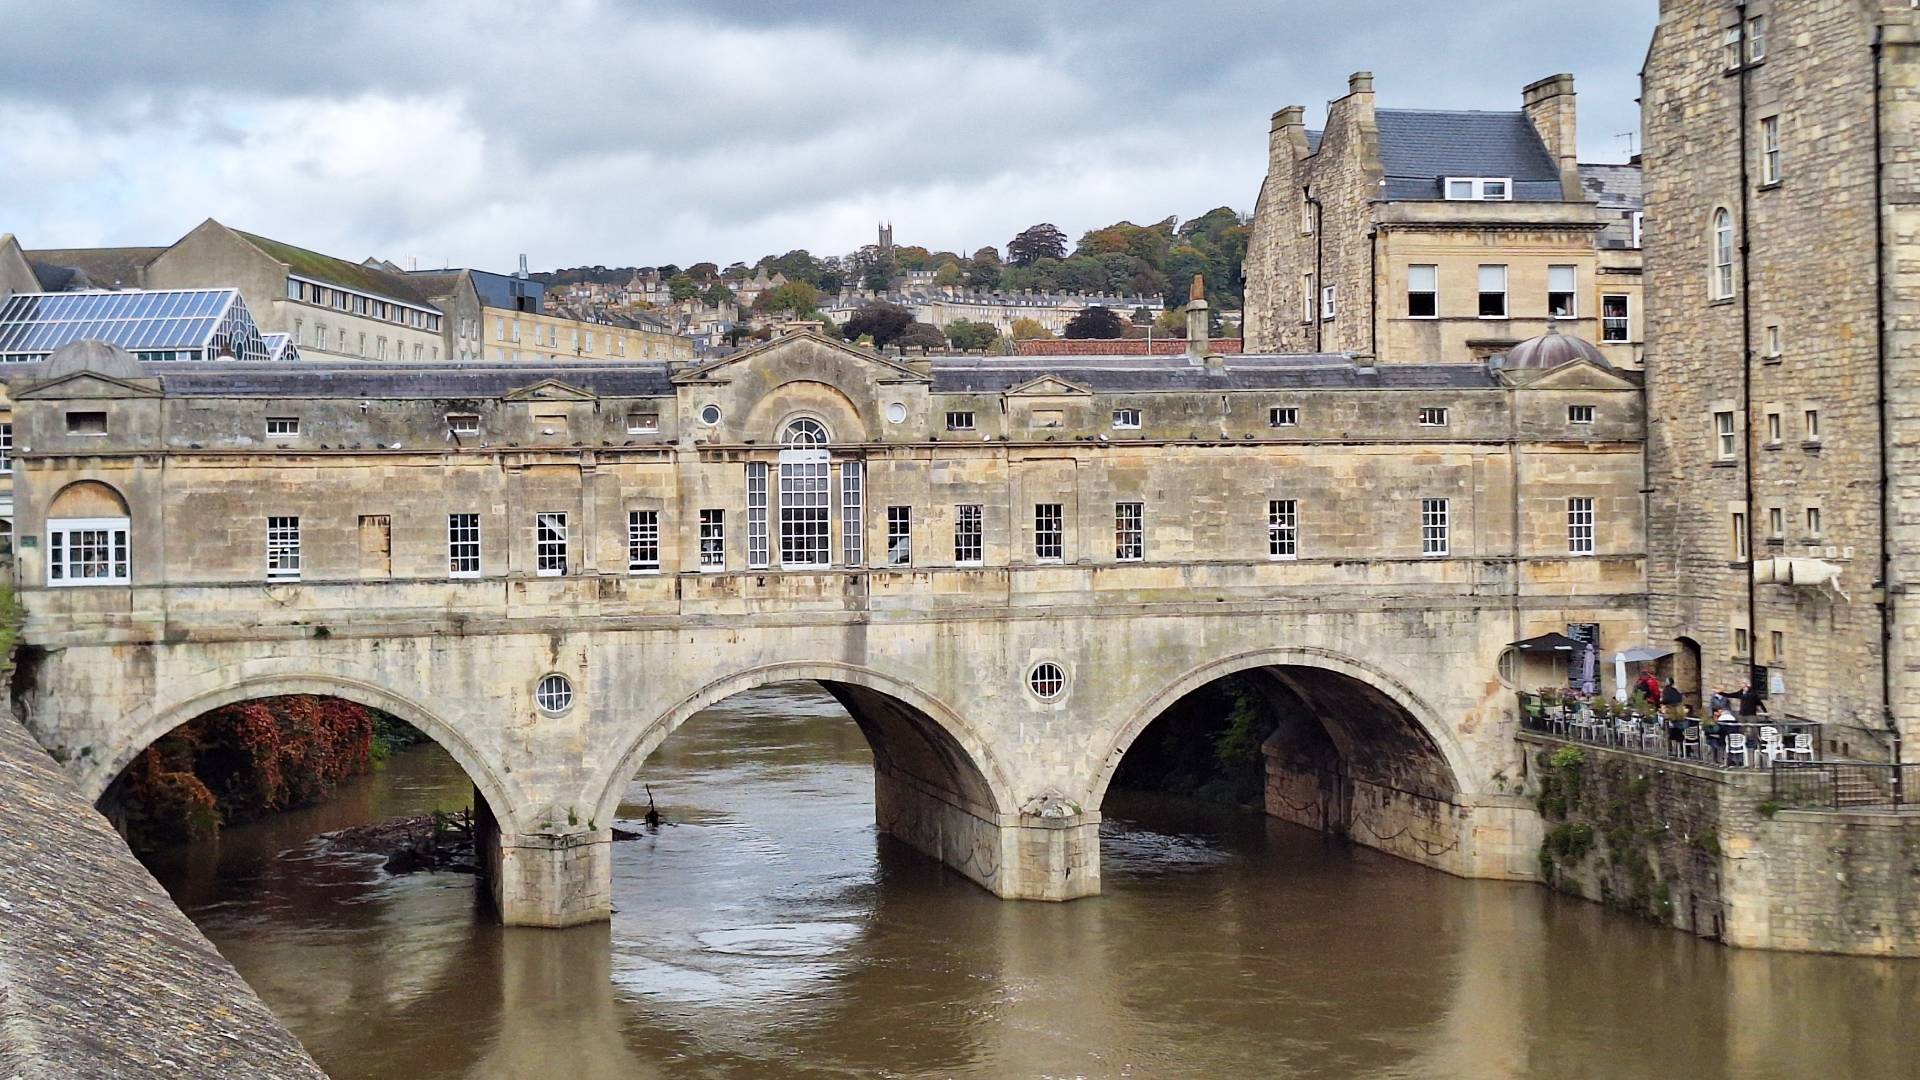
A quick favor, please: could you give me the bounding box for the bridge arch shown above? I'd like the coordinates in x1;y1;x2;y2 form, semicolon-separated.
588;660;1018;839
82;667;522;834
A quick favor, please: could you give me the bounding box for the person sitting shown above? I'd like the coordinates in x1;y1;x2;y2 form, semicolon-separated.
1707;707;1739;760
1661;677;1684;709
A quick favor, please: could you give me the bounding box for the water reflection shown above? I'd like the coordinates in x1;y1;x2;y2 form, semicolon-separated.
145;683;1920;1080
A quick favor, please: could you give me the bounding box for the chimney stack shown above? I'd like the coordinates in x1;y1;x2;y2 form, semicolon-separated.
1347;71;1373;95
1522;73;1583;200
1185;274;1210;363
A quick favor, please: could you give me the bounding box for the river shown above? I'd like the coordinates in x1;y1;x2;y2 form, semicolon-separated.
143;683;1920;1080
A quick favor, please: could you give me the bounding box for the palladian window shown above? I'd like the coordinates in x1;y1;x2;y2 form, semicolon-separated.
779;418;832;568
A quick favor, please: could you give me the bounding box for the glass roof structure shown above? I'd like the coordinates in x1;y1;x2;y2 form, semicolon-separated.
261;332;300;362
0;289;278;363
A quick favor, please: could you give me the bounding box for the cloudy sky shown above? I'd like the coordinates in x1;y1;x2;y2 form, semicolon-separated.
0;0;1657;272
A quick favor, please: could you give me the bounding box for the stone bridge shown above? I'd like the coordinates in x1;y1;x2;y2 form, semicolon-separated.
7;333;1648;925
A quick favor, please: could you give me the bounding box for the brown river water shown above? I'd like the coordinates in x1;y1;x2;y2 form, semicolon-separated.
143;683;1920;1080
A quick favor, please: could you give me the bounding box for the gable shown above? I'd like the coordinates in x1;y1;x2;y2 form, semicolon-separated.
16;371;163;399
1506;359;1638;392
1004;374;1093;398
504;378;596;402
672;330;928;385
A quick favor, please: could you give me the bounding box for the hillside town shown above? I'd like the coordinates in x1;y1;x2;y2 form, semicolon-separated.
1;3;1918;1079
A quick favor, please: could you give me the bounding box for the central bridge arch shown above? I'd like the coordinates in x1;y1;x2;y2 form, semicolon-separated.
590;660;1026;898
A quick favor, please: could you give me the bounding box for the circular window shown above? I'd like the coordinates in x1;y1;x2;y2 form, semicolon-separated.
1497;647;1520;689
535;673;574;715
699;404;722;426
1028;662;1066;701
885;402;908;424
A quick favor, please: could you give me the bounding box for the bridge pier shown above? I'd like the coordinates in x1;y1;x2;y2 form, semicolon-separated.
475;794;612;928
873;764;1099;901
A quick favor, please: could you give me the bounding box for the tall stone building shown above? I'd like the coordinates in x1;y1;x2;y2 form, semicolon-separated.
1641;1;1919;756
1244;72;1644;369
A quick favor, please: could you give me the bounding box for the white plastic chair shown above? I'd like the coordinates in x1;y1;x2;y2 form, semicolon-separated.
1758;732;1787;766
1787;732;1816;762
1640;720;1664;752
1682;725;1706;761
1548;705;1570;738
1724;732;1749;768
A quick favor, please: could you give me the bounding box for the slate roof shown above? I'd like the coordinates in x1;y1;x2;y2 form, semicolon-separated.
1375;109;1564;201
23;246;167;291
236;230;436;307
1580;162;1645;248
929;354;1503;393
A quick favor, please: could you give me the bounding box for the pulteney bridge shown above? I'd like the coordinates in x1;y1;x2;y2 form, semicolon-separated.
7;330;1646;925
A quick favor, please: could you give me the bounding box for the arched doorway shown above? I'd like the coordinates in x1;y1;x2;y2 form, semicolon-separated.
1673;637;1703;712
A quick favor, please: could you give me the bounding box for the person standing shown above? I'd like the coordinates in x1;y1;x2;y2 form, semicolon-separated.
1660;677;1684;709
1737;682;1768;718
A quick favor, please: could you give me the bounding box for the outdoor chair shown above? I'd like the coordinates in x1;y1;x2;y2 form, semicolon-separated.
1724;732;1749;768
1682;725;1705;761
1757;732;1787;767
1548;706;1570;738
1787;732;1816;762
1639;719;1664;752
1618;717;1640;747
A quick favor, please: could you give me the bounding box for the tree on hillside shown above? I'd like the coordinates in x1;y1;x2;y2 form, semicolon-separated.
1007;223;1068;267
703;282;736;307
933;261;964;287
754;280;820;317
685;262;719;283
897;322;947;350
842;301;914;346
1009;316;1053;341
668;273;699;303
945;319;999;352
1063;306;1127;340
966;246;1002;289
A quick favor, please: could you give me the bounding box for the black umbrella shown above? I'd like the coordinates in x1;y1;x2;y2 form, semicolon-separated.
1508;632;1584;652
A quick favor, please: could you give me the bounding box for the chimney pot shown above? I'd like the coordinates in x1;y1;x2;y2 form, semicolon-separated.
1348;71;1374;95
1270;105;1305;131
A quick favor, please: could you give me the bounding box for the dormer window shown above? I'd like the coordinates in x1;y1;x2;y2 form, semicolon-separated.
1445;177;1511;201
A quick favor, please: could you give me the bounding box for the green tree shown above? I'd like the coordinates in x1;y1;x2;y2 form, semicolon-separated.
933;261;964;287
1063;306;1127;339
667;273;699;303
1009;316;1053;341
842;301;914;346
1007;223;1068;267
754;280;821;317
702;282;736;307
896;322;947;350
945;319;999;352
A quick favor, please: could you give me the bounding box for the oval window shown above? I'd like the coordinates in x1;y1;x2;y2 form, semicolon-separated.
1028;662;1066;701
535;673;575;715
699;404;722;426
886;402;908;424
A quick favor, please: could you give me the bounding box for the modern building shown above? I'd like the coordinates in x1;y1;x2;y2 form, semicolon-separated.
1640;1;1920;757
1243;72;1644;369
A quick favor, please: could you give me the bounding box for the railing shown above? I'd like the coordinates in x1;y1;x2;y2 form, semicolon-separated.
1770;762;1920;811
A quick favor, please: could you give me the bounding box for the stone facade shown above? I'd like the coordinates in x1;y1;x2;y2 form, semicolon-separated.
7;332;1644;925
1641;0;1920;757
1244;73;1644;369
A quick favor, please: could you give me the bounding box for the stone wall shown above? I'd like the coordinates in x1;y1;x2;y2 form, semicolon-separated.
0;713;325;1079
1519;733;1920;956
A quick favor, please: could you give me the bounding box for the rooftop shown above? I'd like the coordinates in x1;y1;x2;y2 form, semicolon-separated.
1375;109;1564;202
0;290;276;362
237;230;435;308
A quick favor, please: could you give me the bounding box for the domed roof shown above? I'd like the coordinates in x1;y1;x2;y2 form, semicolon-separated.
42;340;143;381
1496;325;1610;371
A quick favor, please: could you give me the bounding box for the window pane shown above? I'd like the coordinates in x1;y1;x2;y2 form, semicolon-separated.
1407;265;1436;291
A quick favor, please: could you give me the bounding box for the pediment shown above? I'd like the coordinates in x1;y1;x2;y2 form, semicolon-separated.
671;329;930;385
503;378;596;402
15;371;163;399
1004;374;1093;398
1502;358;1639;392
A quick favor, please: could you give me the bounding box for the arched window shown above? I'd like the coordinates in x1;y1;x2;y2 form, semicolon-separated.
46;480;130;587
781;417;829;447
1712;209;1735;300
777;417;832;567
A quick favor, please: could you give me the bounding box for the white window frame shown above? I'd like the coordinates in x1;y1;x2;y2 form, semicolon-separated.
46;516;130;587
954;503;983;565
1602;294;1630;342
1114;501;1144;562
1035;503;1064;562
1733;512;1750;560
1268;499;1297;560
1477;264;1508;319
1407;264;1437;319
698;509;725;570
1547;265;1577;319
1804;408;1821;441
1269;407;1299;428
1568;497;1595;555
266;515;301;581
1569;404;1596;424
1712;210;1735;300
778;450;831;569
1716;411;1738;459
448;413;480;436
1419;406;1449;427
266;416;300;437
1806;506;1823;538
885;505;912;566
747;461;770;569
1445;176;1512;201
448;513;481;578
945;411;976;432
841;462;864;566
626;411;659;434
0;422;12;474
1746;14;1768;62
1320;284;1337;320
1112;408;1142;430
1421;498;1450;557
628;509;660;573
1760;115;1781;184
535;512;568;576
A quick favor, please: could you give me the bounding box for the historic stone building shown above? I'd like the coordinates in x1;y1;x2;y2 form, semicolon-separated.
1641;0;1920;757
8;327;1643;925
1243;72;1644;369
409;268;694;364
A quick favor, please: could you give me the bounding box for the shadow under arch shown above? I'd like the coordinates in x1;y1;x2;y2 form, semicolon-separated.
589;660;1016;839
1090;646;1477;812
87;672;520;834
